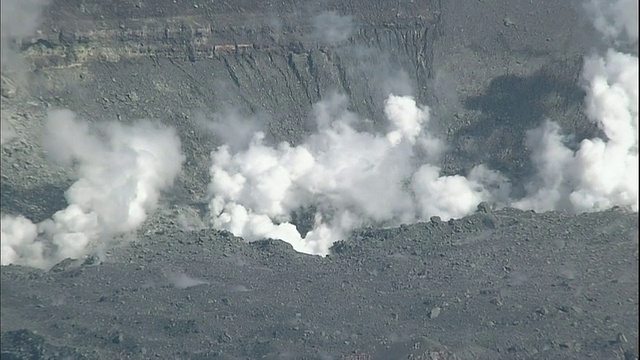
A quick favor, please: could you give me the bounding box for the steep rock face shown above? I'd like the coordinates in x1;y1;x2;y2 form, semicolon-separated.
3;0;442;214
0;0;602;218
1;1;638;359
21;0;438;121
4;0;597;209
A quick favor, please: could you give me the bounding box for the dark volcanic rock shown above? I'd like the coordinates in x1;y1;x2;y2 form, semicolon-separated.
1;0;637;359
0;329;89;360
2;208;638;359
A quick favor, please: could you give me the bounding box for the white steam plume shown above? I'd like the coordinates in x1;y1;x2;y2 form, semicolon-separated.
207;93;509;255
1;0;50;72
311;11;354;45
1;110;185;269
515;0;638;213
584;0;638;44
207;0;639;254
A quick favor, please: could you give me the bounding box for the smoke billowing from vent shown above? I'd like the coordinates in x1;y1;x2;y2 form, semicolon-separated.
584;0;638;44
1;0;638;268
1;111;184;269
515;0;638;213
207;94;510;254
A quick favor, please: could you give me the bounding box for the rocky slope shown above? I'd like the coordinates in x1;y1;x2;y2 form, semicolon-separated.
1;0;638;359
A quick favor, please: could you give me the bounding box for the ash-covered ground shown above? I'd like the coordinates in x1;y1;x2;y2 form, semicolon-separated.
1;0;638;359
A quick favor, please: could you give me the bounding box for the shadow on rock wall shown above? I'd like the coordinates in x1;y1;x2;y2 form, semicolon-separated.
450;58;593;196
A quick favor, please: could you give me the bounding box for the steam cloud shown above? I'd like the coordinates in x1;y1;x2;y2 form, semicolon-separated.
1;0;50;72
205;0;638;254
584;0;638;43
1;0;50;147
514;0;638;212
207;93;511;254
1;111;184;269
1;0;638;268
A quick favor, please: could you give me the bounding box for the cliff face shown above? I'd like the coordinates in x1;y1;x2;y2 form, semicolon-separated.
1;0;600;218
1;0;600;226
2;0;443;216
28;0;439;62
20;0;438;120
2;1;638;360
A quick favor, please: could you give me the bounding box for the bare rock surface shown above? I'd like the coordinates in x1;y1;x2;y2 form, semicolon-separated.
2;208;638;359
1;0;638;359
